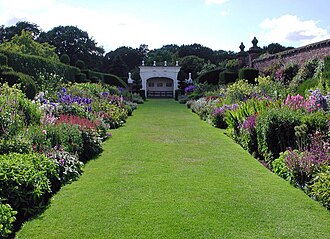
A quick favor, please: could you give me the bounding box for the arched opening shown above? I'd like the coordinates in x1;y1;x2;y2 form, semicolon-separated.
147;77;174;98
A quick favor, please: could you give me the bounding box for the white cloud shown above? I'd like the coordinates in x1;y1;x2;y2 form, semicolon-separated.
205;0;229;5
256;14;330;47
220;10;230;16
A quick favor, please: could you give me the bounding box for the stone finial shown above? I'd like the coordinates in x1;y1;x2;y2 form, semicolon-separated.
252;37;258;47
153;61;156;66
164;61;167;66
239;42;245;52
176;61;179;66
128;72;133;84
142;60;145;66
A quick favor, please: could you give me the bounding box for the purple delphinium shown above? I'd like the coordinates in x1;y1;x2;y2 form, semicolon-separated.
212;103;239;116
184;85;196;94
241;114;257;133
285;131;329;187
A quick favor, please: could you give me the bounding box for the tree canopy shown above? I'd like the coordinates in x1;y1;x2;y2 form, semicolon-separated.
0;30;58;61
0;21;41;43
38;25;105;70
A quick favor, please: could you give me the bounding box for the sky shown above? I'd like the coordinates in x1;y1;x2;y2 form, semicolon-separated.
0;0;329;53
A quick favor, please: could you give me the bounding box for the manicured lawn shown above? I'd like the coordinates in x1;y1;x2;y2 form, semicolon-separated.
16;99;330;239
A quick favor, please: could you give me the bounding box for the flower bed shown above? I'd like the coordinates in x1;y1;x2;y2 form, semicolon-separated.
0;82;141;237
185;76;330;210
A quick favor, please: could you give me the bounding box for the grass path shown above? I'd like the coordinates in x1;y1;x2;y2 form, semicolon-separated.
17;99;330;239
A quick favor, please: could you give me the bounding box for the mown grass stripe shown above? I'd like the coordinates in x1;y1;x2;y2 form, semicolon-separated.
16;99;330;239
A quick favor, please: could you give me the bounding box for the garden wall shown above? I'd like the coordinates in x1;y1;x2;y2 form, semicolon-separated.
252;39;330;71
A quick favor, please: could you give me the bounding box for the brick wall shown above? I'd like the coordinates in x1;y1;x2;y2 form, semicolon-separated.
251;39;330;71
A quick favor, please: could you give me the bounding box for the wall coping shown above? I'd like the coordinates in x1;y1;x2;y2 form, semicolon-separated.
252;38;330;64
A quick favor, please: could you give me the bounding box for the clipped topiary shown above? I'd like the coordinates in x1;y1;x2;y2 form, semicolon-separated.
0;71;37;99
60;54;70;64
75;59;86;70
0;53;8;66
219;71;238;84
239;68;259;84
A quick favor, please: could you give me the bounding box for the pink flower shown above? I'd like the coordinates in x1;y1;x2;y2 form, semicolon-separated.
42;129;47;134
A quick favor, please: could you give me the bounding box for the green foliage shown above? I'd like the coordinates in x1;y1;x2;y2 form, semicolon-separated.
282;62;299;85
179;55;205;80
308;166;330;210
272;151;291;180
0;49;81;83
238;68;259;84
289;58;321;92
0;201;17;238
301;111;328;135
0;30;58;61
0;53;8;65
0;21;41;43
104;46;143;72
75;73;88;83
296;78;319;96
256;107;302;162
59;54;70;64
75;60;86;70
0;70;37;99
103;73;128;88
80;129;103;162
81;69;104;83
0;134;32;155
225;59;239;72
27;124;83;156
0;153;59;218
0;83;41;139
47;148;84;185
255;76;287;100
39;25;105;71
224;79;253;104
197;68;224;85
219;71;238;84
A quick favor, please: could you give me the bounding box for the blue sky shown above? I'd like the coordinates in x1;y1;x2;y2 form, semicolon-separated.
0;0;329;52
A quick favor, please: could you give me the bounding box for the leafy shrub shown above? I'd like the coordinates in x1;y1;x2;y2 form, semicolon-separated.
197;68;224;85
0;30;59;61
211;104;238;128
75;60;86;70
0;49;80;83
46;147;84;185
301;111;328;136
81;70;104;82
104;73;128;88
0;201;16;238
255;76;287;100
0;53;8;65
308;166;330;209
272;151;291;180
0;83;41;139
0;134;32;155
296;78;319;96
256;107;302;162
0;153;59;218
60;54;70;64
284;132;329;188
219;71;238;84
224;80;254;104
238;68;259;84
75;72;88;83
281;62;299;85
238;114;258;155
80;129;103;162
0;70;37;99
